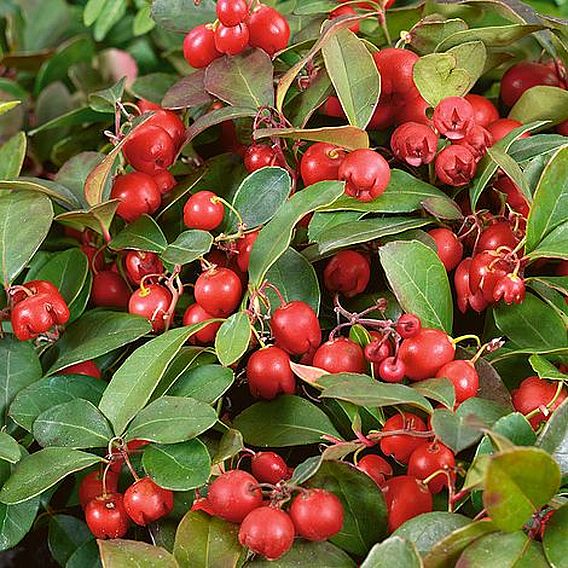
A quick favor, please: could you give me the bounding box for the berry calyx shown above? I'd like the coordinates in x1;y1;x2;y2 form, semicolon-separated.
124;251;164;285
208;470;263;523
435;145;477;187
492;273;526;305
396;314;422;339
390;122;439;167
433;96;475;140
289;488;344;541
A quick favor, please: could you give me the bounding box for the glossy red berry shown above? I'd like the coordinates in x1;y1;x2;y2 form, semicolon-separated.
183;24;221;68
300;142;346;186
61;360;101;379
208;470;263;523
395;314;422;339
464;94;500;128
122;125;177;175
289;489;344;541
436;359;479;402
382;476;433;532
128;284;171;332
79;470;119;508
454;258;489;314
364;334;392;363
236;230;259;272
338;149;391;202
194;267;242;317
247;6;290;56
10;280;64;304
477;222;519;252
215;23;249;55
408;442;455;494
184;191;225;231
313;337;366;374
492;273;526;305
500;61;560;108
373;48;419;97
247;346;295;400
394;91;431;126
153;170;176;195
512;376;567;429
124;251;163;286
469;251;511;302
433;97;475;140
183;303;221;345
85;493;130;539
138;99;162;113
557;119;568;136
428;228;464;271
390;122;439;166
368;101;397;130
244;144;278;172
323;250;370;298
455;125;493;161
271;301;321;356
91;270;130;310
378;357;406;383
239;506;295;561
357;455;393;487
398;328;455;381
379;412;429;463
146;110;185;148
123;477;174;526
217;0;249;26
111;172;161;223
486;118;527;142
81;244;106;273
251;452;292;484
435;145;476;187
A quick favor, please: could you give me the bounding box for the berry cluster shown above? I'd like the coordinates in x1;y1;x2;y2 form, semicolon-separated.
183;2;290;69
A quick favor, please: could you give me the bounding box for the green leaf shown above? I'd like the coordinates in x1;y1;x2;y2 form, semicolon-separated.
527;221;568;261
248;180;345;286
322;28;379;129
529;354;568;381
380;240;453;333
229;167;292;231
98;539;178;567
255;125;369;151
306;461;387;556
0;132;26;180
110;215;167;253
509;86;568;126
0;191;53;286
411;378;456;409
393;512;471;556
150;0;216;33
215;312;251;367
436;23;546;50
494;293;567;350
9;374;106;432
160;230;213;266
125;396;217;444
361;537;421;568
162;71;212;110
486;146;530;202
66;539;100;568
99;325;210;435
33;399;113;449
0;101;21;116
48;311;152;375
309;212;363;243
186;107;257;143
0;337;42;426
92;0;127;41
251;540;356;567
48;514;92;566
167;363;234;404
536;397;568;475
56;200;120;238
173;511;241;568
213;428;244;465
0;492;39;552
204;49;274;108
286;70;333;128
233;395;341;447
526;145;568;251
133;6;156;35
0;448;102;505
0;177;80;209
54;152;104;207
89;78;126;113
483;447;561;532
142;439;211;491
0;433;20;465
131;74;178;105
543;503;568;568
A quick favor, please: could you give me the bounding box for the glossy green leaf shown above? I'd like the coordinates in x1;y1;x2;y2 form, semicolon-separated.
48;514;92;566
411;378;456;409
0;132;26;180
308;211;363;243
380;240;453;333
251;540;356;567
361;537;421;568
66;539;100;568
0;448;102;505
110;215;168;253
215;312;251;367
212;428;244;465
436;23;546;50
55;200;120;238
409;18;469;54
233;395;341;447
160;230;213;266
0;177;80;209
167;364;234;404
529;354;568;381
0;493;39;552
0;191;53;286
88;78;125;113
543;503;568;568
536;398;568;475
528;220;568;261
98;539;178;567
0;434;20;465
142;439;211;491
509;86;568;126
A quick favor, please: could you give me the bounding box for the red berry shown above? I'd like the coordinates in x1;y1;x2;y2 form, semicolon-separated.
215;23;250;56
183;24;221;68
500;61;560;108
153;170;176;195
382;476;433;532
408;442;455;494
323;250;370;298
271;301;321;356
183;303;221;345
251;452;292;484
477;222;519;252
455;125;493;161
330;5;360;33
313;337;366;374
208;470;263;523
300;142;346;187
123;477;174;526
368;101;397;130
61;360;101;379
146;110;185;147
244;144;278;173
138;99;162;113
428;228;464;271
239;506;295;561
454;258;489;314
289;489;344;541
434;145;477;187
236;230;259;272
394;91;431;126
464;94;499;128
79;470;119;508
364;333;392;363
128;284;171;332
10;279;64;304
247;6;290;56
378;357;406;383
390;122;439;166
81;244;106;273
217;0;249;26
357;455;393;487
184;191;225;231
398;328;455;381
512;376;568;429
91;270;130;310
247;346;295;400
122;125;177;175
194;267;242;317
396;314;422;339
433;96;475;140
379;412;429;463
322;95;346;119
338;149;391;202
124;251;164;285
435;359;479;402
469;251;511;302
111;172;161;223
557;119;568;136
85;493;130;539
486;118;528;142
373;48;419;97
492;273;526;305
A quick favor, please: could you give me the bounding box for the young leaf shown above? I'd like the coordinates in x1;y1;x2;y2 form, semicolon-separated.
110;215;167;253
212;428;245;465
215;312;252;367
98;539;177;567
361;537;421;568
160;230;213;266
529;354;568;381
